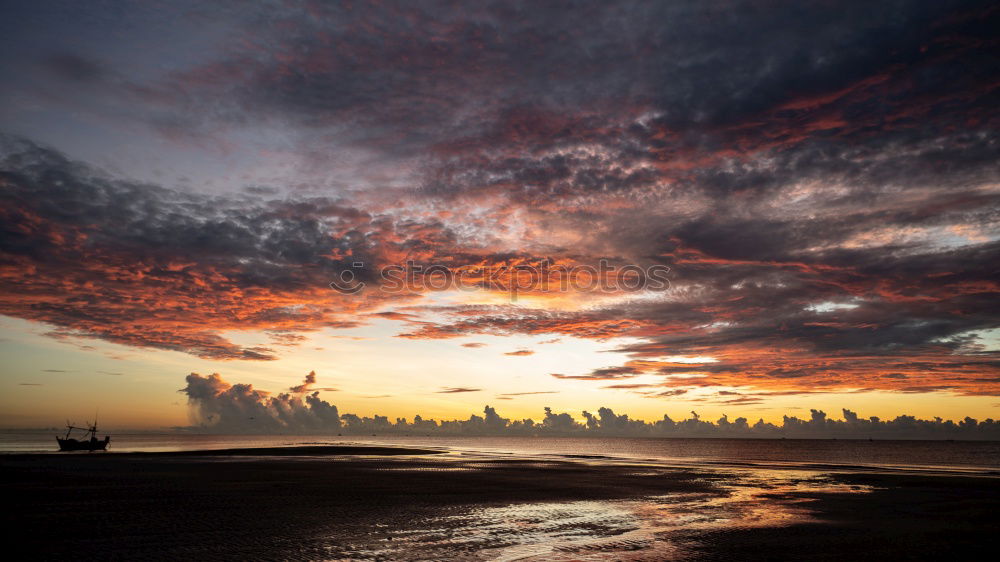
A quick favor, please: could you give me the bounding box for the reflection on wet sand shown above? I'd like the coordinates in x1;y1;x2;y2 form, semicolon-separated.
355;467;875;560
4;446;996;560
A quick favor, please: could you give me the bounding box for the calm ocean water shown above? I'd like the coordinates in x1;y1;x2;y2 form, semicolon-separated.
4;431;1000;472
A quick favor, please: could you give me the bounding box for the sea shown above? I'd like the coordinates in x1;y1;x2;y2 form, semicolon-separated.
3;431;999;474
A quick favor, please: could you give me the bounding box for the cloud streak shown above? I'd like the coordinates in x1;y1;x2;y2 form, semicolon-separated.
436;387;482;394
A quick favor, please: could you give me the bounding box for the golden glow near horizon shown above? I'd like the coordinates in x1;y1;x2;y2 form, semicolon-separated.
3;310;997;430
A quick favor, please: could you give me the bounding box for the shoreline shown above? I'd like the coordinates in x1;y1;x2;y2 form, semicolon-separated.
9;444;448;458
8;442;999;479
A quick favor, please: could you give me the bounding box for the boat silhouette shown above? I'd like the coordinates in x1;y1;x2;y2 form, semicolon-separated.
56;420;110;452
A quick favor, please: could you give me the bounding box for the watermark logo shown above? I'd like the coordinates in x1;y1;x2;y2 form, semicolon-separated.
328;262;367;295
331;259;670;300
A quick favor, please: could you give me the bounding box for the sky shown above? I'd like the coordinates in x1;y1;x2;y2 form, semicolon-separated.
1;0;998;431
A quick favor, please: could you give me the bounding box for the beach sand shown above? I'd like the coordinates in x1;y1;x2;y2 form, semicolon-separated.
3;445;998;560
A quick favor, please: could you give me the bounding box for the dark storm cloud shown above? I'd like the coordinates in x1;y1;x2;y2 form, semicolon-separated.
246;0;999;206
196;1;995;144
1;1;998;397
0;138;414;359
13;0;990;185
0;138;374;287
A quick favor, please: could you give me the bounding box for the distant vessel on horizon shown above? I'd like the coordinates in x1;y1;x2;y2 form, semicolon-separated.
56;421;110;452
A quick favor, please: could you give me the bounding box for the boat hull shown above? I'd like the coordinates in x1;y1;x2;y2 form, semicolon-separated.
56;436;110;451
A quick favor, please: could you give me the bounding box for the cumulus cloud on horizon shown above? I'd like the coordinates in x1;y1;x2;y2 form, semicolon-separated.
180;372;1000;440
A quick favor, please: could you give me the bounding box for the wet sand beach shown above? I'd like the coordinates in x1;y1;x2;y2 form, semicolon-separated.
3;445;998;560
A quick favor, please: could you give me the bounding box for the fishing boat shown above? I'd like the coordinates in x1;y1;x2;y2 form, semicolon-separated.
56;420;110;451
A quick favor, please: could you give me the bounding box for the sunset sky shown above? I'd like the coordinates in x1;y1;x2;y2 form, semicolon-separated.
1;0;998;430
